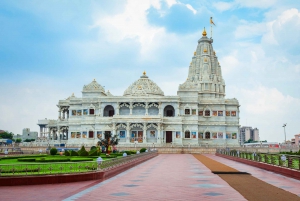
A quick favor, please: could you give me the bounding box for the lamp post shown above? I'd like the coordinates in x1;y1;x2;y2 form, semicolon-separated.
283;123;287;144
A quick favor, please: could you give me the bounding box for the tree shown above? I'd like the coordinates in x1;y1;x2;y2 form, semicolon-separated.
16;139;22;143
97;132;119;154
0;132;14;139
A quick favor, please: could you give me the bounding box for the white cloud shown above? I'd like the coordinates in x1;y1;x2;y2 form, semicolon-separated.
235;0;278;9
213;2;234;12
219;51;240;76
228;85;300;142
186;4;197;14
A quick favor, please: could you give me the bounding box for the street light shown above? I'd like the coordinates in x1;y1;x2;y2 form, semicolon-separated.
282;123;287;144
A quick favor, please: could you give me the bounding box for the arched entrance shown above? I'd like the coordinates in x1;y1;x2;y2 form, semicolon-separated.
103;105;114;117
164;105;175;117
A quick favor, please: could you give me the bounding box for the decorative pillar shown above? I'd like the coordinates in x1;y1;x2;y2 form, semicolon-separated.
177;102;180;116
112;123;116;136
129;102;133;115
63;109;65;119
98;102;102;116
143;123;147;143
159;102;162;116
145;102;148;115
157;123;161;144
56;126;59;141
126;122;130;143
116;102;120;115
58;108;61;119
40;126;43;138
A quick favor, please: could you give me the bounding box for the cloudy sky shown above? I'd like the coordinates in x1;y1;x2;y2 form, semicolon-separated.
0;0;299;143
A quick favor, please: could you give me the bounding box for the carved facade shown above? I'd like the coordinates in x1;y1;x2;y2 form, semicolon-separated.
37;29;240;146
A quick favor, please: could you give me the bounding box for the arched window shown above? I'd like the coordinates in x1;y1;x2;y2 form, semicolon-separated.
164;105;175;117
185;131;191;138
205;132;210;139
103;105;114;117
185;109;190;115
205;110;210;116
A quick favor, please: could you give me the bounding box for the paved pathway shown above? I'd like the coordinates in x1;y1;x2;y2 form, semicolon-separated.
1;154;299;200
64;154;245;201
205;154;300;197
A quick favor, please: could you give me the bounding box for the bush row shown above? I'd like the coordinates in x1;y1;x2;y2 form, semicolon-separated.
18;157;93;162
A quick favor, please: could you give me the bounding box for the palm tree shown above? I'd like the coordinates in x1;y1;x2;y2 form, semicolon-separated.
97;132;119;154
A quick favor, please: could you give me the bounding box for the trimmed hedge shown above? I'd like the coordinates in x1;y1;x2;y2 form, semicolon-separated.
0;154;48;160
70;150;79;156
35;158;70;162
90;146;97;151
17;158;36;162
70;158;93;162
89;149;99;156
140;148;147;153
50;148;58;155
65;150;70;156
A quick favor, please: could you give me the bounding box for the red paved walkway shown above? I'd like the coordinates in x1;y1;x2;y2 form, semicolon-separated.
1;154;299;201
63;154;245;201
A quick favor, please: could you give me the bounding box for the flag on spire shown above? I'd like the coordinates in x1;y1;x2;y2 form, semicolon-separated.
210;17;216;26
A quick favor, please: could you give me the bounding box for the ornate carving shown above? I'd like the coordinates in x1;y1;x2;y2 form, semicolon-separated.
146;123;158;129
130;123;143;129
116;123;127;129
123;74;164;96
83;79;105;93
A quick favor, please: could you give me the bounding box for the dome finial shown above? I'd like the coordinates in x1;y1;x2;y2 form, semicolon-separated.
143;71;146;75
93;78;96;81
202;27;207;37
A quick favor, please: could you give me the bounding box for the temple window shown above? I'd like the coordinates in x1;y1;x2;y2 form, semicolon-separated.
192;109;196;115
88;131;94;138
164;105;175;117
185;109;190;115
103;105;114;117
185;131;191;138
89;109;94;115
205;110;210;116
231;111;236;116
199;111;203;116
205;132;210;139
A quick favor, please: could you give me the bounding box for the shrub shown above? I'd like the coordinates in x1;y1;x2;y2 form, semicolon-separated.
130;150;137;154
16;138;22;143
140;148;147;153
17;158;36;162
124;151;131;155
90;146;97;151
70;150;79;156
89;149;99;156
65;150;70;156
78;146;89;156
50;148;58;155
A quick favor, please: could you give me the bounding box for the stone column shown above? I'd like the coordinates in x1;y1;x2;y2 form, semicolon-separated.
116;103;120;115
112;123;116;136
129;102;133;115
157;123;161;144
58;108;61;119
143;123;147;143
177;102;180;116
67;109;69;119
158;102;162;116
145;102;148;115
63;110;65;119
98;102;102;116
40;126;43;138
126;122;130;143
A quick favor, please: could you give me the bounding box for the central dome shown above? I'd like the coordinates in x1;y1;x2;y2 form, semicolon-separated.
123;72;164;96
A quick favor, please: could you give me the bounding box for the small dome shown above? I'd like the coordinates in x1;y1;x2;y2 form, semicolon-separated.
82;79;105;93
123;72;164;96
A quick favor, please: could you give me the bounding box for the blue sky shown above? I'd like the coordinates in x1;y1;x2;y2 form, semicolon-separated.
0;0;300;143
